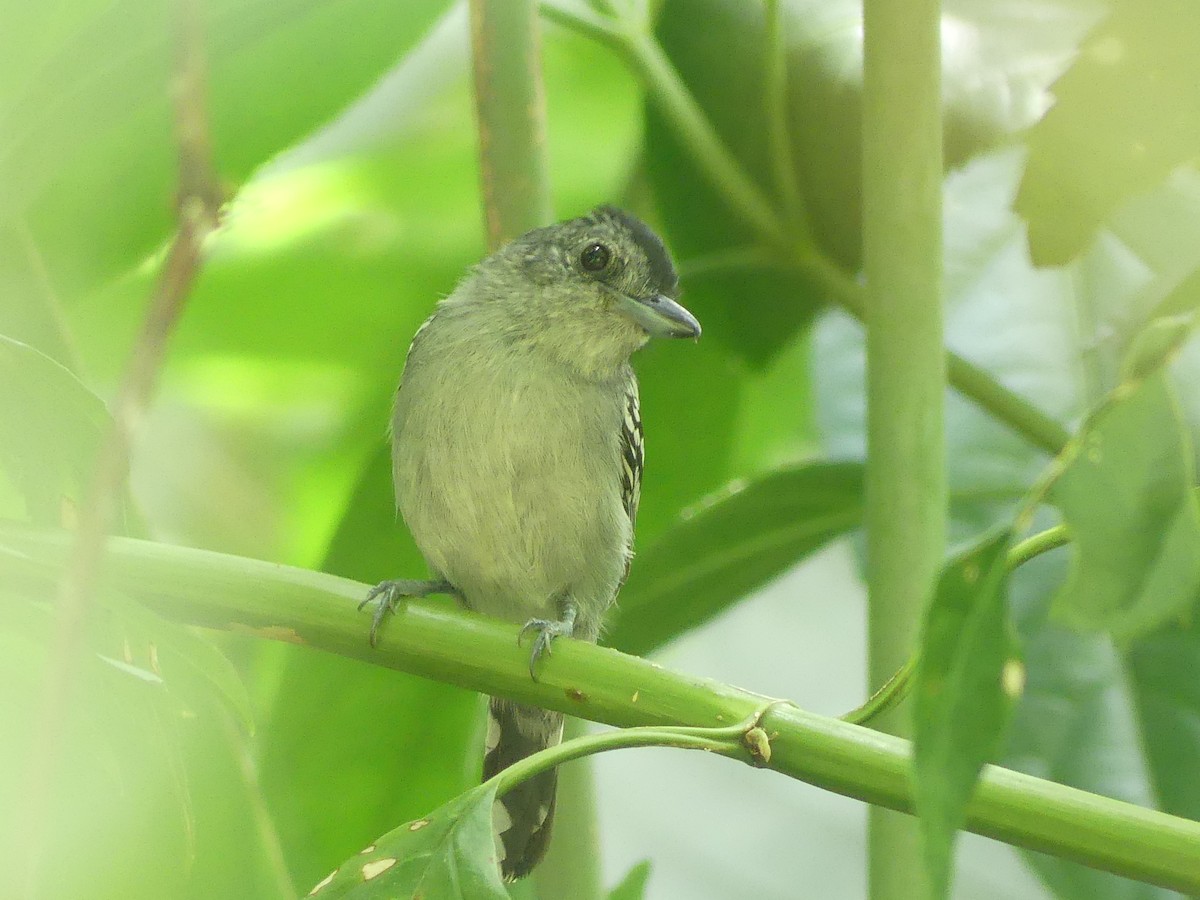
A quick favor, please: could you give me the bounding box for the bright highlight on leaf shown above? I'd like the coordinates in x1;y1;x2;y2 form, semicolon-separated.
914;528;1018;900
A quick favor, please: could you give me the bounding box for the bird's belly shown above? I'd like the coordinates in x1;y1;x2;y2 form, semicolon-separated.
394;381;628;628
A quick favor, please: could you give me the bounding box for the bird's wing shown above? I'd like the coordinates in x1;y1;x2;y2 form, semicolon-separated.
619;373;643;532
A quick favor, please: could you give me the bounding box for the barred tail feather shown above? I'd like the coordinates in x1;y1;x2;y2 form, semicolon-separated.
483;698;564;881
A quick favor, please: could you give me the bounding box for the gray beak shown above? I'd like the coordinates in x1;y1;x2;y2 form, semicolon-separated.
614;291;701;339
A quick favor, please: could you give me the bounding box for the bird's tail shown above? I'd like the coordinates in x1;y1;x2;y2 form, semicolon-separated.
483;697;564;881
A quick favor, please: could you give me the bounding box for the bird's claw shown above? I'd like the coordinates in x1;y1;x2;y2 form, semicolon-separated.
359;579;454;648
518;613;576;681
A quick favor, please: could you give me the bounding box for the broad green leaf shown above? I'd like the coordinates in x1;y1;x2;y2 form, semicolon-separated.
608;860;652;900
1119;314;1195;384
2;0;454;283
647;0;1099;363
1017;1;1200;265
607;461;863;657
0;227;84;369
0;334;111;523
1005;550;1179;900
1049;372;1200;639
308;783;507;899
914;528;1019;900
0;583;279;900
1127;617;1200;821
1066;166;1200;407
100;593;256;734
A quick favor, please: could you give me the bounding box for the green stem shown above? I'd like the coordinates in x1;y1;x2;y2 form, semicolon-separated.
847;522;1077;731
763;0;807;234
1007;524;1070;570
4;522;1200;894
861;0;946;894
490;723;744;799
841;654;916;727
468;4;600;894
793;248;1070;456
947;354;1070;455
621;28;787;248
542;2;1072;457
540;2;623;45
468;0;553;249
534;718;603;899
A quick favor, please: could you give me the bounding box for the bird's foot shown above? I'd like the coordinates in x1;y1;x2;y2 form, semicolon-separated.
359;578;455;647
518;603;578;681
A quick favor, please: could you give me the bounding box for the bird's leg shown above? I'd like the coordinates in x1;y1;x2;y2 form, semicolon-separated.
518;598;578;681
359;578;457;647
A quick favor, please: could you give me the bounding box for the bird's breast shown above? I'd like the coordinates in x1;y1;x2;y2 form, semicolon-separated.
392;347;630;625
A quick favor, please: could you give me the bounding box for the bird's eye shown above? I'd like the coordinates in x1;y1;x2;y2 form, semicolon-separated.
579;242;612;272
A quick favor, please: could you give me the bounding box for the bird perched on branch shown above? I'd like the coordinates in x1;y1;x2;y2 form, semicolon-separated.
362;205;700;880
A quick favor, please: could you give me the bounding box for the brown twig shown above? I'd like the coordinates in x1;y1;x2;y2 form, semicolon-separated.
20;0;224;893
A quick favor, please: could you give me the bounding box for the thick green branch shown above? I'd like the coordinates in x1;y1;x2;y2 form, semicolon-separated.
3;521;1198;894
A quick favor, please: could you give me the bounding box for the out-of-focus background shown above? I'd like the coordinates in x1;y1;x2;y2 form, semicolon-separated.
3;1;1199;897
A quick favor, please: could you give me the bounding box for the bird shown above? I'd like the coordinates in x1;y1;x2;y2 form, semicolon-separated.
361;205;700;880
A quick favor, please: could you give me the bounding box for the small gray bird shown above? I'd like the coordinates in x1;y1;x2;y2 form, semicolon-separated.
363;205;699;880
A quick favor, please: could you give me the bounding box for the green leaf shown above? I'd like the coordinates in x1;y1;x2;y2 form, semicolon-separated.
914;528;1019;900
308;783;508;899
2;0;454;279
1005;551;1179;900
646;0;1098;363
0;583;282;899
1128;617;1200;821
1049;372;1200;639
1119;314;1196;384
0;333;111;523
607;461;863;657
814;146;1195;897
1017;1;1200;265
608;860;652;900
101;593;257;734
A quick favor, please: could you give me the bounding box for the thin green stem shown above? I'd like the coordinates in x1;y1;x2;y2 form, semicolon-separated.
763;0;807;235
539;2;623;45
948;355;1071;455
490;724;743;799
1007;524;1070;570
621;29;787;248
841;654;916;727
4;522;1200;893
468;3;600;893
847;520;1078;733
544;3;1072;457
793;249;1070;455
535;718;603;899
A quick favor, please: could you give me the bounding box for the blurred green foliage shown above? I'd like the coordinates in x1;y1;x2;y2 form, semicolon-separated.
2;0;1200;898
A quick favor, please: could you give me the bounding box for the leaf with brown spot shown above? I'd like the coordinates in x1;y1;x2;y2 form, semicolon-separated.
307;784;507;898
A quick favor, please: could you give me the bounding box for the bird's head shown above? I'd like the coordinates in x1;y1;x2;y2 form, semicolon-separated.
467;206;700;381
